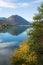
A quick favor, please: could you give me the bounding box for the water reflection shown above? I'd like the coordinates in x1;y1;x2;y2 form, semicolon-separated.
0;26;29;35
0;26;29;65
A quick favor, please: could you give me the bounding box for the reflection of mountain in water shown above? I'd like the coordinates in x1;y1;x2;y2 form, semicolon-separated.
0;15;30;35
7;26;29;35
0;26;29;35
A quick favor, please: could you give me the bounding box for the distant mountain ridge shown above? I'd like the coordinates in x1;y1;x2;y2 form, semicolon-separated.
0;17;7;24
0;15;29;25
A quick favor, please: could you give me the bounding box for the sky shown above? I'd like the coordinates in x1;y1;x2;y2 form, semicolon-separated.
0;0;43;22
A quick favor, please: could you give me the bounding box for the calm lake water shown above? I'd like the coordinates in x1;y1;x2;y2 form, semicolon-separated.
0;26;29;65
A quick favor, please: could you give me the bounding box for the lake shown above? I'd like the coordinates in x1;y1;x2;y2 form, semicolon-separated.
0;26;29;65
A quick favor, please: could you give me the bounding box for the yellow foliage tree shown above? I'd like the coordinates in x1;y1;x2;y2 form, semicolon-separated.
10;43;37;65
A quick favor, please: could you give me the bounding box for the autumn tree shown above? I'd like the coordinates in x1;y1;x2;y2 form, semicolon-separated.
10;43;37;65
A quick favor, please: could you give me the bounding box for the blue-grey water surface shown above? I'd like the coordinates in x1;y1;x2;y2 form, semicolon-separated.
0;26;29;65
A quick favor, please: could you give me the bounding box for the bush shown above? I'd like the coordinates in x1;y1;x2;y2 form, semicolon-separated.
10;43;37;65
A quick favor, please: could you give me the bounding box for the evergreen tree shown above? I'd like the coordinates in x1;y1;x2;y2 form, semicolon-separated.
28;3;43;50
28;3;43;65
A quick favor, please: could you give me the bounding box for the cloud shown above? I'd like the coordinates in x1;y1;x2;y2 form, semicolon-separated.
0;1;29;8
1;0;15;3
0;0;16;8
18;0;43;7
0;41;19;48
15;3;29;7
0;0;43;8
31;0;43;4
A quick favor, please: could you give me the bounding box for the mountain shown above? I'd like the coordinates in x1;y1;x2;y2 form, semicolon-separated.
0;17;6;20
7;15;29;25
0;15;29;25
0;17;7;24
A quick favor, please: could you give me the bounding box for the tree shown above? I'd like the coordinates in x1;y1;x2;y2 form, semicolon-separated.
28;3;43;65
28;3;43;50
10;43;37;65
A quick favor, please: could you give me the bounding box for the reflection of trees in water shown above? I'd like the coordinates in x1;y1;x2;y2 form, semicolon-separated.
0;24;8;30
0;26;29;35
